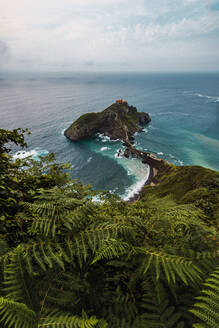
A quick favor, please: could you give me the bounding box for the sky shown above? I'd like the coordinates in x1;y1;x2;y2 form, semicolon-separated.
0;0;219;72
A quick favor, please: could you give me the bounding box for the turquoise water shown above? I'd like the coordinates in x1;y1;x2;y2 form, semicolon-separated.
0;72;219;198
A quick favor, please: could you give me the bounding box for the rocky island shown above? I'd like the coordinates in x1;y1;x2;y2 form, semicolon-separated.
64;100;151;142
64;101;166;180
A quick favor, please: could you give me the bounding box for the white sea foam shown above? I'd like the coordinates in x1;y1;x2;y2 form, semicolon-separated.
100;147;109;151
91;138;150;201
123;164;150;201
176;159;184;166
13;149;49;161
157;152;164;155
87;156;92;163
186;92;219;103
158;111;190;117
96;133;120;143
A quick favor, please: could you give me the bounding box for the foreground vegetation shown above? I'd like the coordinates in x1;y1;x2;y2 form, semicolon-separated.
0;128;219;328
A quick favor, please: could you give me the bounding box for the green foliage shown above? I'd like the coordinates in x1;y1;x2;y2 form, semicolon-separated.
0;297;36;328
0;128;219;328
139;280;185;328
137;247;202;285
190;265;219;328
74;112;102;126
0;297;102;328
0;129;73;244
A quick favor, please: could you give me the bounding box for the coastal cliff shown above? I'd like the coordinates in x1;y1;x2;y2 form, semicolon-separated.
64;102;151;142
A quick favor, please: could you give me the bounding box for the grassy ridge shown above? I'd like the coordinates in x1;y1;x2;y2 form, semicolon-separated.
140;164;219;221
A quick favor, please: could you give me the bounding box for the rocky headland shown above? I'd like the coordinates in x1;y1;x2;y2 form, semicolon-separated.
64;101;151;142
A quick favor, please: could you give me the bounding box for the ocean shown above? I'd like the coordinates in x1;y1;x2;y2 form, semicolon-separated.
1;72;219;199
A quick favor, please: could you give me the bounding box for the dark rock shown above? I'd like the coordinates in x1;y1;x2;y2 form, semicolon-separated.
124;149;130;158
138;112;151;125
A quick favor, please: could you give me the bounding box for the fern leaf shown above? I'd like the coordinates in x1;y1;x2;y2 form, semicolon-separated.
190;265;219;328
39;310;99;328
0;297;36;328
139;280;184;328
137;247;201;285
91;239;130;264
3;246;34;310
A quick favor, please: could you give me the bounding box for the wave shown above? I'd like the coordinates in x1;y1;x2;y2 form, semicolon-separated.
176;159;184;166
122;162;150;201
134;127;149;137
100;146;110;151
96;133;120;143
185;92;219;103
87;156;92;163
151;150;183;166
13;148;49;161
157;111;191;117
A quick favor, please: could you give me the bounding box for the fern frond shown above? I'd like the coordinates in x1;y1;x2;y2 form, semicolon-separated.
39;310;99;328
188;250;219;272
92;239;130;264
139;280;185;328
22;197;83;219
44;271;86;308
3;246;34;309
73;223;134;267
136;247;202;285
0;297;36;328
22;187;86;237
190;265;219;328
23;241;67;273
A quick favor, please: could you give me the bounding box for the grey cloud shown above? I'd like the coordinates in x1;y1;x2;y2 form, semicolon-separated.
0;40;10;63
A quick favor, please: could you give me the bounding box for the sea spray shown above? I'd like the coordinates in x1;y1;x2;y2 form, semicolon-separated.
13;148;49;161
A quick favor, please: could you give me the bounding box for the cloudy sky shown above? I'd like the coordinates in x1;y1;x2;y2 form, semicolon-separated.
0;0;219;72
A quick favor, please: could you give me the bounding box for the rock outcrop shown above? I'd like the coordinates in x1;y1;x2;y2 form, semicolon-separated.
64;102;151;142
64;101;166;174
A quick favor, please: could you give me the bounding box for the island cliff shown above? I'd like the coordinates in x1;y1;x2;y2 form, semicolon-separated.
64;101;166;178
64;102;151;142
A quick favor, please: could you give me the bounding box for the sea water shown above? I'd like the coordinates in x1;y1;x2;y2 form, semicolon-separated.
0;72;219;199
